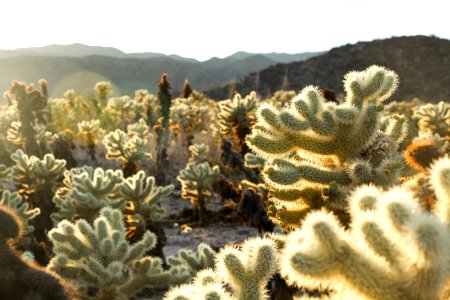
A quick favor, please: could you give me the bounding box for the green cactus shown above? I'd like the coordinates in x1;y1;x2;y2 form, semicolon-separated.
167;243;217;277
280;155;450;300
103;128;151;177
247;65;406;228
188;143;209;164
177;162;220;225
218;91;257;155
48;207;189;300
0;204;76;300
244;152;266;170
165;238;277;300
267;90;296;109
120;170;173;240
10;149;66;243
382;98;421;149
52;166;125;223
413;101;450;141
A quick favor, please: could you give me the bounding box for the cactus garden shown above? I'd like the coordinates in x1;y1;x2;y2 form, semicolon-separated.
1;57;450;300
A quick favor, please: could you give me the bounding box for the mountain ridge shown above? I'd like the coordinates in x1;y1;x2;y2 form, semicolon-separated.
0;44;319;96
203;35;450;103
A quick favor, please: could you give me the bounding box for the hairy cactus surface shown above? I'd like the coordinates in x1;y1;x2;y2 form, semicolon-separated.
48;207;189;300
413;101;450;141
77;119;105;161
280;156;450;300
103;127;151;177
218;91;257;155
10;149;66;242
167;243;217;277
0;190;40;247
247;65;406;228
52;166;125;223
7;81;49;156
120;170;173;240
165;237;277;300
177;162;220;224
0;204;75;300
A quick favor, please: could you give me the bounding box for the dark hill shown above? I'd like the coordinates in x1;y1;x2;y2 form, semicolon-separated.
203;36;450;102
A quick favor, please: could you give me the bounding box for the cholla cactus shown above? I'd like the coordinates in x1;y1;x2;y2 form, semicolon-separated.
247;65;405;228
280;155;450;300
0;190;40;247
127;118;150;141
52;167;125;223
413;101;450;141
120;170;173;238
164;269;232;300
165;238;277;300
77;119;105;161
267;90;296;109
382;98;421;148
48;207;189;300
11;149;66;235
177;162;220;224
7;121;56;152
103;129;151;177
167;243;217;277
244;152;265;170
104;96;137;130
171;97;212;147
218;91;257;155
0;164;12;191
8;81;49;156
134;89;160;128
157;73;173;128
188;143;209;164
0;204;75;300
95;81;112;108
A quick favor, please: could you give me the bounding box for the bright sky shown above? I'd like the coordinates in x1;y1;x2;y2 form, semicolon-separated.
0;0;448;61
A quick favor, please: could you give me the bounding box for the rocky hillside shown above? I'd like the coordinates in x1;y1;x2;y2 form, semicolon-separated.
203;36;450;102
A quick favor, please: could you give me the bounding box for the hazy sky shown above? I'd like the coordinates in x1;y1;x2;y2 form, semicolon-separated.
0;0;448;61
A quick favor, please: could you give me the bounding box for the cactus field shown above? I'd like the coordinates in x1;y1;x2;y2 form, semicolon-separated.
1;65;450;300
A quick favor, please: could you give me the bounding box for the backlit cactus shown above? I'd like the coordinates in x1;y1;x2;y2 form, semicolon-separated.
247;65;405;228
167;243;217;277
218;91;257;155
413;101;450;141
48;207;189;300
120;170;173;239
7;81;49;156
77;119;105;161
188;143;209;164
10;149;66;242
177;162;220;224
280;156;450;300
0;190;40;247
165;238;277;300
103;128;151;177
52;166;125;223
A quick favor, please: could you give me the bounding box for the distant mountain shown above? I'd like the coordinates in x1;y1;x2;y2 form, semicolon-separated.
0;44;318;96
203;36;450;103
